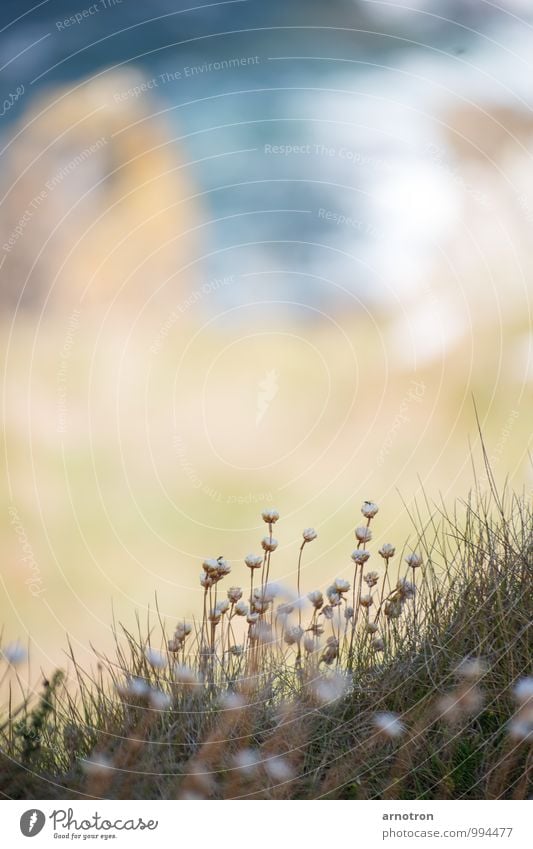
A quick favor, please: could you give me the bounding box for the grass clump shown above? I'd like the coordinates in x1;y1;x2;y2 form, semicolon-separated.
1;484;532;800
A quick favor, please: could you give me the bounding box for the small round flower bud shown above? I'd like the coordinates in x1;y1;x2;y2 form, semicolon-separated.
216;599;230;615
302;527;318;542
405;552;423;569
351;549;371;565
355;526;372;543
262;508;280;524
364;571;379;588
361;501;379;519
307;590;324;609
244;553;263;570
373;712;405;739
227;586;243;603
261;536;278;552
234;600;249;616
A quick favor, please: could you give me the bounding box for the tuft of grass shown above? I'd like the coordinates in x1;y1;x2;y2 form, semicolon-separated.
1;483;531;800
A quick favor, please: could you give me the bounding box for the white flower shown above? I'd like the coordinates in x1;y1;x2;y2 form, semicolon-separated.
277;601;295;616
247;612;259;625
234;600;249;616
379;543;395;560
396;578;416;600
307;590;323;609
175;622;192;638
264;756;295;782
405;552;423;569
149;688;173;710
261;536;278;552
359;593;373;608
513;677;533;704
208;609;221;624
351;549;371;565
234;748;261;774
2;642;27;666
333;577;350;594
364;571;379;587
227;587;243;603
302;527;318;542
262;508;280;524
326;587;342;606
361;501;379;519
311;671;348;704
373;712;405;739
174;665;201;686
245;553;263;570
216;599;230;615
202;558;220;574
284;625;304;645
321;605;334;620
80;753;113;776
145;648;166;668
355;526;372;543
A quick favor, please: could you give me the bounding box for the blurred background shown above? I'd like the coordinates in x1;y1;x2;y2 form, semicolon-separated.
0;0;532;672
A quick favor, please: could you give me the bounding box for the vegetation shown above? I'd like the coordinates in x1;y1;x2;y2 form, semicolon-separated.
1;480;532;800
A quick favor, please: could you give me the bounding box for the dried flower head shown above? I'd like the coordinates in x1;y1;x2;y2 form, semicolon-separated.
351;549;371;565
145;648;166;668
514;677;533;704
216;599;230;616
405;552;423;569
373;712;405;739
326;587;342;606
366;621;379;634
361;500;379;519
174;665;200;686
384;599;403;620
372;637;385;652
344;605;354;621
245;553;263;570
321;637;340;665
303;635;316;654
264;756;295;782
364;571;379;588
378;543;396;560
396;577;416;601
277;601;295;616
333;577;350;594
80;752;114;776
202;558;220;575
455;657;487;681
359;593;373;608
1;642;27;666
149;688;173;711
262;508;280;524
234;600;249;616
246;612;259;625
261;536;278;553
302;527;318;543
311;671;348;704
284;625;304;646
321;604;334;620
307;590;324;609
175;622;192;639
229;644;244;656
227;586;243;603
355;526;373;543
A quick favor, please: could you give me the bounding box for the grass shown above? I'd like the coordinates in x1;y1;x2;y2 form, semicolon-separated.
0;479;532;800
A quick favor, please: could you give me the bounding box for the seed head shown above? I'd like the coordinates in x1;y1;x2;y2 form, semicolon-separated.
246;612;259;625
361;501;379;519
302;527;318;542
378;543;395;560
355;526;372;543
208;609;221;624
